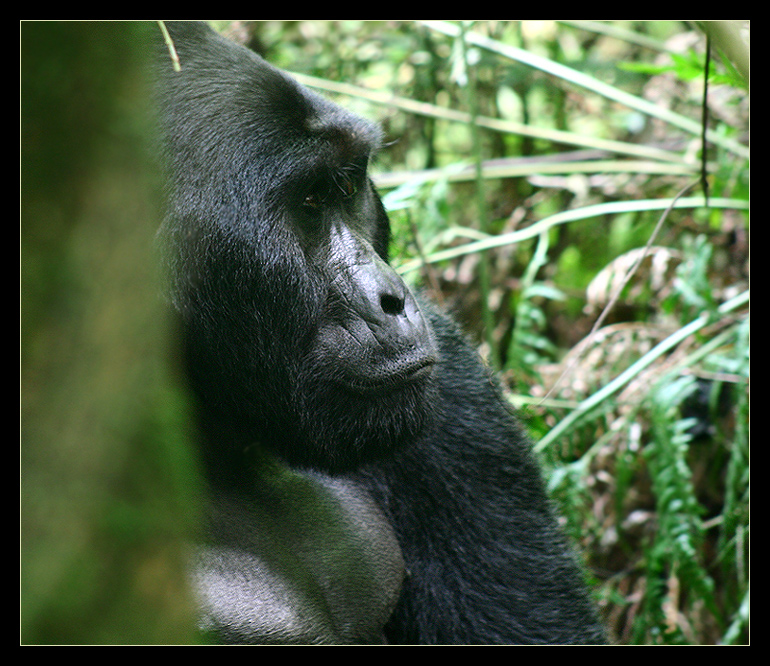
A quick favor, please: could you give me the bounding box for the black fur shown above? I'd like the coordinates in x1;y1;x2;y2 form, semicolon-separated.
153;21;606;644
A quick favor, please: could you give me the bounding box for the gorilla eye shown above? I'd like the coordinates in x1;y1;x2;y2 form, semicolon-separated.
303;191;325;209
302;181;331;210
339;176;357;198
302;173;357;210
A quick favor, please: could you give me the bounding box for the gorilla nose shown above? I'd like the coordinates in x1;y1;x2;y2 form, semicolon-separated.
356;256;424;334
327;223;435;355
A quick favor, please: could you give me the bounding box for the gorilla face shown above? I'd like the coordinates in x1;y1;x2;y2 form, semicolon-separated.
155;22;437;474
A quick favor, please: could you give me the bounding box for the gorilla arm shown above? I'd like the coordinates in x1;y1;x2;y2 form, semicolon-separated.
193;450;405;644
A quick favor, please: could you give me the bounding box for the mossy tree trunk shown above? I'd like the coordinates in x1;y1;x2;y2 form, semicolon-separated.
21;20;200;644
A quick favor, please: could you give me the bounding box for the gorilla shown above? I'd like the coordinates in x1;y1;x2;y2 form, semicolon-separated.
152;21;606;645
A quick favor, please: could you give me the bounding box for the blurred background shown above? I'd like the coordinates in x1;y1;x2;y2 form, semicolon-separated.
21;20;749;644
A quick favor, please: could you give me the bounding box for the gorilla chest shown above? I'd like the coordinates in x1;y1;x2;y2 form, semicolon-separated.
192;467;405;644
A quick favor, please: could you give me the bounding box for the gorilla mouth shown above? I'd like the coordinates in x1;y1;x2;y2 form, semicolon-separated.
314;315;438;397
339;355;436;396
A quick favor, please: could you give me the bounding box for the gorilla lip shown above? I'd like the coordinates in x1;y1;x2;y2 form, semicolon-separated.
342;356;436;395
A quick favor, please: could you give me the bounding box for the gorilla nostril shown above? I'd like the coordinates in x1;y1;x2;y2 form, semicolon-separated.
380;292;405;316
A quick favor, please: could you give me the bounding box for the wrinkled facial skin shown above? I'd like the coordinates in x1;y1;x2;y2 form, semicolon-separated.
154;22;438;475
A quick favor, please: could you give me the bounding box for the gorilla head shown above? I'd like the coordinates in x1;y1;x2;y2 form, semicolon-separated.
154;22;438;475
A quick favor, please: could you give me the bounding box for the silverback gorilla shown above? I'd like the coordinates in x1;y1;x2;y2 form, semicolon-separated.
152;21;606;644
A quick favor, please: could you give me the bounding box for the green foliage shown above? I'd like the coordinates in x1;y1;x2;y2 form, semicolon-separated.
636;376;716;644
506;232;564;388
218;20;750;644
620;46;747;90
